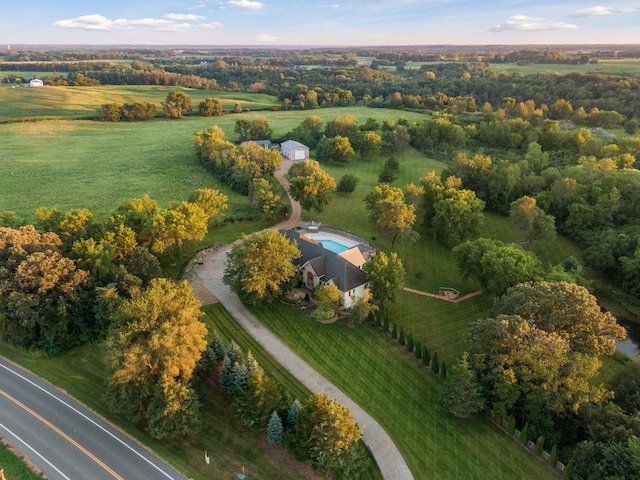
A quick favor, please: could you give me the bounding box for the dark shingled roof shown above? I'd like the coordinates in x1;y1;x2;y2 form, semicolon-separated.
281;229;368;292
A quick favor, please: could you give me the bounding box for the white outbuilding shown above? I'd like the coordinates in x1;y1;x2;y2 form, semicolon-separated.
280;140;309;161
29;78;44;87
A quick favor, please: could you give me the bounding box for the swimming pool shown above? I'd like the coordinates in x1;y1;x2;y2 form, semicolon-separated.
318;239;350;254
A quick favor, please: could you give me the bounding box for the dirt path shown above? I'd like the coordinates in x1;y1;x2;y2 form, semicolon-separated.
403;287;483;303
273;157;302;229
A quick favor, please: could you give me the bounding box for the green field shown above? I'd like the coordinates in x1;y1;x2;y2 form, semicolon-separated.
0;85;280;120
0;440;44;480
0;105;428;223
487;60;640;76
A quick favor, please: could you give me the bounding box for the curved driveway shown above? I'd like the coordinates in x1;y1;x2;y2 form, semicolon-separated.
0;356;187;480
191;154;413;480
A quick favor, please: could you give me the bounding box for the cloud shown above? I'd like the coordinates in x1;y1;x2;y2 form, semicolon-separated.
189;1;208;9
158;23;192;32
200;21;223;28
490;15;579;32
53;14;125;31
163;13;205;21
256;33;278;41
320;4;340;7
228;0;265;9
572;6;635;17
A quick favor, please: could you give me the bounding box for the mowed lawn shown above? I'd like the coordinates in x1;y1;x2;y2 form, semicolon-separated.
247;301;556;480
0;106;428;223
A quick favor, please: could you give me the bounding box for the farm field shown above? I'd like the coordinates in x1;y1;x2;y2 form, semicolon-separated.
0;105;428;223
0;85;280;120
487;60;640;76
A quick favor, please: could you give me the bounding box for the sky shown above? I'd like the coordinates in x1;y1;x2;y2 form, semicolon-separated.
2;1;639;46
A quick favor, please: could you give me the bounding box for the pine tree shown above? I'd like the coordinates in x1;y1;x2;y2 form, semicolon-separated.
406;333;414;353
287;399;302;428
438;352;485;418
267;411;284;446
415;340;422;359
207;329;226;364
440;361;447;378
535;436;544;456
391;322;398;339
422;345;430;366
431;352;439;374
219;342;244;397
399;325;405;345
383;314;390;333
507;416;516;435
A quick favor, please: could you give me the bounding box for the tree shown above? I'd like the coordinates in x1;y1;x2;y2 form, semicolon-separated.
314;284;340;311
288;160;336;218
364;251;405;316
453;238;542;296
348;292;378;327
250;178;285;218
288;393;362;475
267;411;285;445
355;131;382;161
188;188;229;222
439;352;485;418
365;184;417;251
98;103;122;121
467;315;610;428
509;196;556;247
316;135;355;164
223;230;301;304
105;279;207;438
162;91;191;118
494;281;626;356
235;119;252;141
0;227;91;353
336;173;360;195
151;201;209;260
432;189;485;247
199;97;223;117
249;118;273;140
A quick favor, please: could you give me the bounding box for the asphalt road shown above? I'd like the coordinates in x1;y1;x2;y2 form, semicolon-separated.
0;356;188;480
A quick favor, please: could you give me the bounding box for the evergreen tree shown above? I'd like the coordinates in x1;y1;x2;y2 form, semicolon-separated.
219;342;243;397
207;329;226;364
440;361;447;378
415;340;422;359
535;436;545;456
439;352;485;418
432;352;439;374
423;345;430;365
507;416;516;435
549;444;558;467
399;325;405;345
391;322;398;339
406;333;414;353
287;399;302;428
267;411;285;446
519;423;529;444
383;313;390;332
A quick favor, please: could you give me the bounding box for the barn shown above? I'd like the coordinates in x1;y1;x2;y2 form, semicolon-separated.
29;78;44;87
280;140;309;161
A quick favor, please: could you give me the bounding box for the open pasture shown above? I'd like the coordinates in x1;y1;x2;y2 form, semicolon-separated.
0;85;280;120
0;106;428;222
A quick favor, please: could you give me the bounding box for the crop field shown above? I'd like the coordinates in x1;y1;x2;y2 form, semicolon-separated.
487;60;640;76
0;105;428;222
0;85;280;120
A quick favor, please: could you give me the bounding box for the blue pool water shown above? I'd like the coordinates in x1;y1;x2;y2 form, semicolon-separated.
318;239;350;254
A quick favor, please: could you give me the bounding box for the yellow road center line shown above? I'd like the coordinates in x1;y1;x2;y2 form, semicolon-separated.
0;388;123;480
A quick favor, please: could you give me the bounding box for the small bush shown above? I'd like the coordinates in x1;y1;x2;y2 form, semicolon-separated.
414;340;422;359
406;333;414;353
398;326;405;346
422;346;430;366
519;422;529;444
440;361;447;378
391;323;398;339
507;416;516;435
535;436;544;456
549;444;558;467
431;352;439;374
311;307;334;320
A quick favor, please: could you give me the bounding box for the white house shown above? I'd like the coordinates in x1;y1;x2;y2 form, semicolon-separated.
29;78;44;87
280;140;309;161
282;229;375;308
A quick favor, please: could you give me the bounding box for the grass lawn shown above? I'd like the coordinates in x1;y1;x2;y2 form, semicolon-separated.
248;301;557;479
0;106;427;224
0;440;44;480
